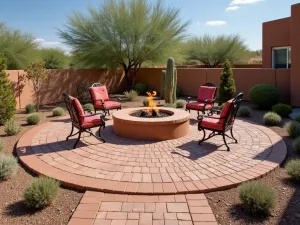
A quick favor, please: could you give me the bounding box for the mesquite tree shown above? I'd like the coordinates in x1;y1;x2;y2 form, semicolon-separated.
25;60;48;111
0;23;37;69
186;34;248;67
218;59;236;104
59;0;189;87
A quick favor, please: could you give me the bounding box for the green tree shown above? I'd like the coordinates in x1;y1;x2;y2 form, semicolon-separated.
218;60;236;104
0;23;38;69
39;48;70;69
58;0;189;87
25;60;48;111
185;34;248;67
0;53;16;124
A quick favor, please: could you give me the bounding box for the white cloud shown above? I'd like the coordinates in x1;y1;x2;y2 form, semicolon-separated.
205;21;227;26
33;38;71;54
230;0;264;6
225;6;240;12
196;22;201;25
34;38;60;45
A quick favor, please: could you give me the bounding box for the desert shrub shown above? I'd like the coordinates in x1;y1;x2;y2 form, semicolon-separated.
27;113;40;125
0;155;18;181
52;107;64;117
286;159;300;181
263;112;281;126
4;119;21;136
294;114;300;123
284;121;300;138
249;84;279;109
237;106;251;117
238;181;275;215
133;82;147;95
164;103;176;108
0;138;3;153
143;98;149;107
24;176;60;209
272;103;292;118
83;103;94;112
175;99;185;108
25;104;36;114
293;137;300;154
124;90;139;101
0;53;16;124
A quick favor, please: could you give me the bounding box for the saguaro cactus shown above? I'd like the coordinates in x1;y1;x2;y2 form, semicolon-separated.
164;57;177;104
160;70;166;99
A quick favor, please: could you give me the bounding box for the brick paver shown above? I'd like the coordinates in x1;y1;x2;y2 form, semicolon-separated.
16;111;287;194
68;192;217;225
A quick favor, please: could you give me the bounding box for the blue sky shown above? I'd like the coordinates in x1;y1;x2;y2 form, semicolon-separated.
0;0;298;52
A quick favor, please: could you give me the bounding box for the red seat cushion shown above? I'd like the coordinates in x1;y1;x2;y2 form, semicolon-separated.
90;86;110;102
197;86;217;104
95;100;121;109
200;117;223;130
81;115;103;129
186;102;212;111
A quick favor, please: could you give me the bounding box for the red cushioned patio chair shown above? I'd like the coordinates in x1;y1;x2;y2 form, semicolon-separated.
197;92;243;151
89;83;121;116
186;83;217;115
63;92;106;149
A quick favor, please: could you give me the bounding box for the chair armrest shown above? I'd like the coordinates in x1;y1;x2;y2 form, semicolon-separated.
203;98;216;104
197;114;226;122
186;97;192;103
208;107;222;115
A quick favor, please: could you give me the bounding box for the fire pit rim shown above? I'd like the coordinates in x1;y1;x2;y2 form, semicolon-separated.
112;107;190;125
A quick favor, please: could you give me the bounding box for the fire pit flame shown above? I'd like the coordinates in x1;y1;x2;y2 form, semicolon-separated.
145;91;159;117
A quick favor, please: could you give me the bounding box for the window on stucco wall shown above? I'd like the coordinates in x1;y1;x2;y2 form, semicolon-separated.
272;47;291;69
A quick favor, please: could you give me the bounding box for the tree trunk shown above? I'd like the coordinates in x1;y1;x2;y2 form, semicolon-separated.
124;69;131;91
36;91;40;111
131;63;141;89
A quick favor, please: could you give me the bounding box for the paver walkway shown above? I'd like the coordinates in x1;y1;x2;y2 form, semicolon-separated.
68;191;217;225
16;114;286;194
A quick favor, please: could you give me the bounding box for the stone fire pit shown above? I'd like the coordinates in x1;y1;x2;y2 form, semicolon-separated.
112;107;190;141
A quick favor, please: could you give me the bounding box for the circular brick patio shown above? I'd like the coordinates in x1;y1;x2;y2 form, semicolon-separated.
16;113;286;194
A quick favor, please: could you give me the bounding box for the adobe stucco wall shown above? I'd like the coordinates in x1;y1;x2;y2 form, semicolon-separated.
290;3;300;106
262;3;300;106
7;69;125;109
262;17;291;68
135;68;291;102
7;68;292;108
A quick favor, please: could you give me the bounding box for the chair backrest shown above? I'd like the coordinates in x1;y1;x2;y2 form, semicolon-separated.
63;92;84;127
219;92;244;129
197;83;217;104
89;85;110;103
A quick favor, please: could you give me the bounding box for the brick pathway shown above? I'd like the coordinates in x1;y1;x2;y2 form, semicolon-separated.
16;113;286;194
68;191;217;225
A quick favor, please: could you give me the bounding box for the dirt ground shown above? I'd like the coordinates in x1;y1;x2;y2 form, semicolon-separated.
0;98;299;225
